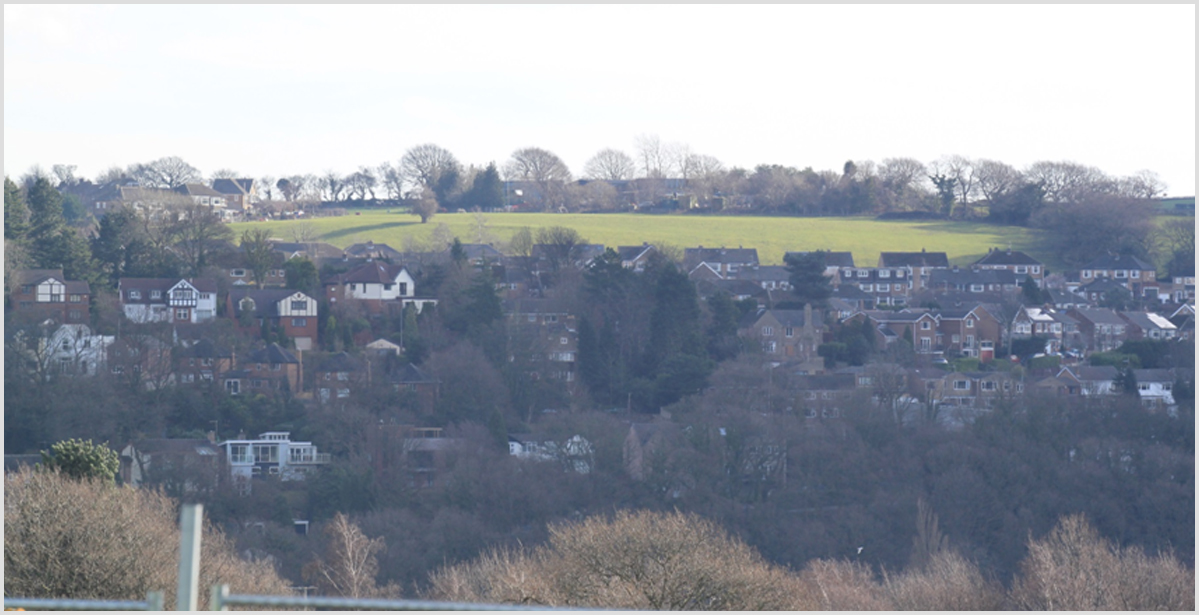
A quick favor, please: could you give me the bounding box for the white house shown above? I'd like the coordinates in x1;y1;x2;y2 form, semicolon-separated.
508;434;594;474
119;278;219;324
218;431;329;494
1133;369;1177;411
323;261;436;313
25;323;115;377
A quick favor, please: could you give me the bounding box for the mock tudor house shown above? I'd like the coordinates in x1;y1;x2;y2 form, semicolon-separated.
227;288;319;350
1011;307;1081;354
972;248;1045;287
12;269;91;325
118;278;218;324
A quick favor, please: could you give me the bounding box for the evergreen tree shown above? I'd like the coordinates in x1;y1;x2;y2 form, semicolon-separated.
25;175;65;241
784;251;833;308
4;176;30;240
1021;276;1045;305
39;438;120;484
467;162;505;211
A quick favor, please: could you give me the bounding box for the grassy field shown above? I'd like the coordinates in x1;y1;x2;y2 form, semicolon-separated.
231;210;1052;268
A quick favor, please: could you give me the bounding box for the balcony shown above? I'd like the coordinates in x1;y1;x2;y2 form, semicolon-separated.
289;451;331;464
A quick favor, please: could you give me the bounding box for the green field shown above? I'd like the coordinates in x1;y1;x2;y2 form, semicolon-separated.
232;211;1051;268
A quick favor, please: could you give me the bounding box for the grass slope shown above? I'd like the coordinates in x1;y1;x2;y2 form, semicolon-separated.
232;211;1050;268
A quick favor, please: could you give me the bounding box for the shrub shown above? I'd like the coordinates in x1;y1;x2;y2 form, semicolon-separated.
4;467;290;606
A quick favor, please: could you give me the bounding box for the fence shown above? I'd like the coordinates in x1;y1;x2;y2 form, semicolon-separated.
1;593;163;611
209;585;570;611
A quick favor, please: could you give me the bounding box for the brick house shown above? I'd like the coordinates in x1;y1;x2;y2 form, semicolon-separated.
222;343;302;396
739;305;824;365
935;305;1001;361
1079;253;1157;298
173;339;235;385
1067;307;1129;353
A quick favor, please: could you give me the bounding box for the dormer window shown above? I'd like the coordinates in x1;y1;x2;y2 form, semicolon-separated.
232;269;246;277
150;290;162;299
239;297;256;313
129;290;141;300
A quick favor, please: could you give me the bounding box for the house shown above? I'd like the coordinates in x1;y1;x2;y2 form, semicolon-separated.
215;248;287;287
222;343;302;396
107;334;174;388
734;265;792;292
365;338;403;358
1078;278;1129;304
11;269;91;325
531;243;606;272
1067;307;1129;353
935;305;1001;361
878;250;949;291
29;323;114;377
323;261;435;314
1168;304;1194;340
388;363;440;414
449;243;504;266
694;278;772;308
173;338;234;385
792;373;860;419
684;247;759;278
219;431;329;494
211;178;257;213
617;244;657;272
931;371;1023;408
365;425;453;488
928;267;1019;296
972;248;1045;287
269;240;344;262
314;352;369;402
851;309;940;354
1118;311;1178;341
120;438;222;491
174;183;232;218
837;267;911;306
118;278;218;324
1056;365;1119;397
343;240;404;261
1079;253;1157;295
227;288;319;350
508;434;594;474
1133;369;1178;411
1011;307;1081;354
738;305;824;365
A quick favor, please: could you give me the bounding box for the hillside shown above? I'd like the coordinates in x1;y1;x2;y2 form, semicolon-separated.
232;211;1053;270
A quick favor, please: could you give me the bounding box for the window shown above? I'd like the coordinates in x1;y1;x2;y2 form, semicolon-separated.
861;284;873;292
952;334;960;343
68;310;82;321
201;358;213;366
1115;270;1127;279
383;283;393;291
272;363;282;371
399;283;408;295
337;372;348;381
953;380;970;391
252;444;278;463
857;269;868;278
878;269;890;278
231;269;246;277
762;326;774;336
337;388;350;398
1032;266;1040;274
69;294;82;303
981;380;997;391
921;321;931;330
920;338;931;351
878;284;889;292
1139;383;1150;392
225;380;241;395
970;284;984;293
966;319;975;328
129;290;141;300
292;318;307;327
291;300;307;311
1130;270;1140;278
766;341;777;353
175;308;189;321
21;285;32;294
1082;270;1092;279
785;327;794;337
150;290;162;299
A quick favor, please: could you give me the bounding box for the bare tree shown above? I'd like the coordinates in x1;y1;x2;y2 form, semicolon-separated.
634;134;675;178
1025;160;1116;203
240;228;277;289
346;167;378;200
51;164;79;187
303;513;387;598
973;159;1022;201
168;202;234;276
928;156;978;204
209;168;240;181
320;170;347;202
377;162;405;200
582;148;635;181
412;192;439;224
504;148;572;209
128;156;201;189
879;157;927;192
1118;169;1167;199
400;144;461;195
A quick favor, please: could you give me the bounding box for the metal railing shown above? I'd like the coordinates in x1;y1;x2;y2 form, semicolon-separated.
3;592;163;611
209;585;570;611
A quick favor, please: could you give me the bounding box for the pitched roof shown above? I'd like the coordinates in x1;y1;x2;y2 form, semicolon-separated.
334;261;408;285
973;248;1042;266
211;178;254;196
391;362;438;384
1120;311;1177;331
174;183;224;198
929;267;1016;288
244;343;299;364
735;265;790;283
1070;307;1126;326
617;244;656;262
316;351;364;372
1133;368;1176;383
118;277;217;301
1082;253;1155;271
684;247;759;266
175;338;232;359
229;288;312;318
785;251;855;268
344;241;404;260
878;251;950;268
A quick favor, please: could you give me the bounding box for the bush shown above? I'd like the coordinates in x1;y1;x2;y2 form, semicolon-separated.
4;467;290;606
427;509;802;609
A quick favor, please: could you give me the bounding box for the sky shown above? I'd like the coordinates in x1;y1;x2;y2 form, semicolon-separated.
4;5;1195;196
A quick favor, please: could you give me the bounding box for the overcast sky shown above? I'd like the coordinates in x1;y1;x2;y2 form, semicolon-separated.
4;5;1195;196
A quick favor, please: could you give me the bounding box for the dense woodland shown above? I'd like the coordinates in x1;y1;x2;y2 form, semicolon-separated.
3;155;1195;605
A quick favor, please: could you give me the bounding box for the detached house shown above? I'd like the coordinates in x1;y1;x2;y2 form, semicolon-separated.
684;247;759;278
173;339;234;385
851;310;940;354
211;178;257;213
617;244;657;272
222;343;302;396
119;278;218;324
227;288;319;351
12;269;91;325
314;352;369;402
739;306;824;367
936;306;1000;361
323;261;435;314
219;431;329;494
